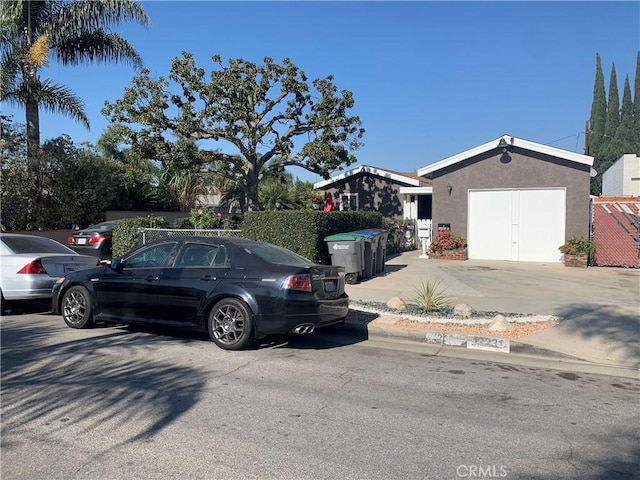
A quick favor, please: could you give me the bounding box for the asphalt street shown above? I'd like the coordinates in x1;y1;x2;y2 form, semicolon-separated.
2;311;639;480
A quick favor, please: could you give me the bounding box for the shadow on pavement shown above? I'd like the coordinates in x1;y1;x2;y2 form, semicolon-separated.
102;314;373;351
554;303;640;367
1;299;51;315
1;318;207;444
266;321;370;350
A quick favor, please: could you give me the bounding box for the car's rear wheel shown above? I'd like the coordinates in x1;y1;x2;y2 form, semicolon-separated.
61;286;94;329
208;298;254;350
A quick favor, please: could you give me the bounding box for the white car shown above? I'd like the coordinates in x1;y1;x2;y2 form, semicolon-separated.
0;233;99;305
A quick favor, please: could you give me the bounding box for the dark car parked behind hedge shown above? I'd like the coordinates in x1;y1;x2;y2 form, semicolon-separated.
52;236;349;350
67;220;120;260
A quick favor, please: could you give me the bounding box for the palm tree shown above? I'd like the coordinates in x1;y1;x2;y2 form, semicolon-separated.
0;0;148;167
159;137;211;212
259;177;295;211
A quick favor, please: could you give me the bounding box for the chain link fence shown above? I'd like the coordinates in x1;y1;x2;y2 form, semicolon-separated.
139;228;244;245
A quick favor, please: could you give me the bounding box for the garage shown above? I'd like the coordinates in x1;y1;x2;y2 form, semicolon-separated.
417;135;593;263
468;188;566;262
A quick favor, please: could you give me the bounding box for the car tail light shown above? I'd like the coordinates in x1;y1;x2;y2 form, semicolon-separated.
17;260;47;275
284;274;312;292
89;234;109;245
67;236;75;244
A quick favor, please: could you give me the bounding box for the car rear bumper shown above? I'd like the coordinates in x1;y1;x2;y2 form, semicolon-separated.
256;295;349;337
2;276;57;300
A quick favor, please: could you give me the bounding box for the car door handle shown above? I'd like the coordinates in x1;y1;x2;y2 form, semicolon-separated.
145;275;158;282
201;275;217;281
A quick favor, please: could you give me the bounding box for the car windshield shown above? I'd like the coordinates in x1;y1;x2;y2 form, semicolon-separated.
244;242;313;266
1;236;76;254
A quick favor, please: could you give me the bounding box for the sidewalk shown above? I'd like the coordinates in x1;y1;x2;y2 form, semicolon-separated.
344;250;640;374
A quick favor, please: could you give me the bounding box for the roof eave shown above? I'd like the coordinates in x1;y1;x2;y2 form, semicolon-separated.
417;135;594;177
314;165;422;188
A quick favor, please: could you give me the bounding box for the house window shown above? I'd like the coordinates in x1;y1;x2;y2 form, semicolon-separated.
340;193;359;211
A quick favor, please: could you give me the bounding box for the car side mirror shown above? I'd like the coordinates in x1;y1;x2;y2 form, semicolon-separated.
110;259;124;272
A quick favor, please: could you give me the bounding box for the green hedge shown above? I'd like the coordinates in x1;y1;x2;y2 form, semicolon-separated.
241;210;383;264
111;211;386;264
112;215;167;257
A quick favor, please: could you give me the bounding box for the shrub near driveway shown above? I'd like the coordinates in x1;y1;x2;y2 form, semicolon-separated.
112;215;167;257
242;210;383;264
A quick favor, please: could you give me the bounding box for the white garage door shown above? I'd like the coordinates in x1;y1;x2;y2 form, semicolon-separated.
468;189;566;262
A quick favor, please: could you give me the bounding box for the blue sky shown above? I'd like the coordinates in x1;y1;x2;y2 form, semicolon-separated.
3;1;639;183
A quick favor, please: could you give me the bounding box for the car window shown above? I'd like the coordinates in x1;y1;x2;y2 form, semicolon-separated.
175;243;226;267
243;242;312;266
123;242;177;268
0;235;76;254
86;221;118;231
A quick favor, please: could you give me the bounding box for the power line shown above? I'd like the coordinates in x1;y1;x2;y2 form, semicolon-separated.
545;132;584;152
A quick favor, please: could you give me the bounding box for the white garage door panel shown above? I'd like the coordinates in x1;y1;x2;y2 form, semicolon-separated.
517;189;565;262
468;189;565;262
468;190;512;260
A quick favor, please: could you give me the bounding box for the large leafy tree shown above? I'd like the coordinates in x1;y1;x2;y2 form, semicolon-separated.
102;53;365;211
0;0;148;166
92;125;164;210
0;123;125;229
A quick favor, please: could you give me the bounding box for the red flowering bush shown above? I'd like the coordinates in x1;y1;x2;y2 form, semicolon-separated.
429;230;467;253
309;195;324;205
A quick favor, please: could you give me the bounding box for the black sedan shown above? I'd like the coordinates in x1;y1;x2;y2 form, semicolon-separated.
52;236;349;350
67;220;119;260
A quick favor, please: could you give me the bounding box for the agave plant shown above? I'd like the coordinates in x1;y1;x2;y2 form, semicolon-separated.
411;279;454;313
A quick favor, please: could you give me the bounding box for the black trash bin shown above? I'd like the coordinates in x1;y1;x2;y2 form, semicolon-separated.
324;233;365;284
377;230;389;272
349;230;378;278
352;234;376;279
351;229;388;274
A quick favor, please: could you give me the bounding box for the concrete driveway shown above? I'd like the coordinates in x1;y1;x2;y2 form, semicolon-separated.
345;250;640;368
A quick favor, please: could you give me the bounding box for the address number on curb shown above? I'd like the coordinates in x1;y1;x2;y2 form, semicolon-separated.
467;335;510;353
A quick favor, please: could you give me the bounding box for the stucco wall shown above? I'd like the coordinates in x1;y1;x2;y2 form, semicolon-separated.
429;148;592;239
602;154;640;197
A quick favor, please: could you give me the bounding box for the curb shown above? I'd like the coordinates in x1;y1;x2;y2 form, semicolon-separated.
347;318;511;354
343;318;640;379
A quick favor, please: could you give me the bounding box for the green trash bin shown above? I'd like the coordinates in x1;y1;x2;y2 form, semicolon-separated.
324;233;365;284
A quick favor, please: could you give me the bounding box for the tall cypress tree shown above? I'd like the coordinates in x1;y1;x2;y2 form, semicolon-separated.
589;53;607;195
611;76;635;159
589;54;607;157
603;63;620;158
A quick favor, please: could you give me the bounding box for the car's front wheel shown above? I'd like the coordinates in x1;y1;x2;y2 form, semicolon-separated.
208;298;254;350
61;286;94;329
